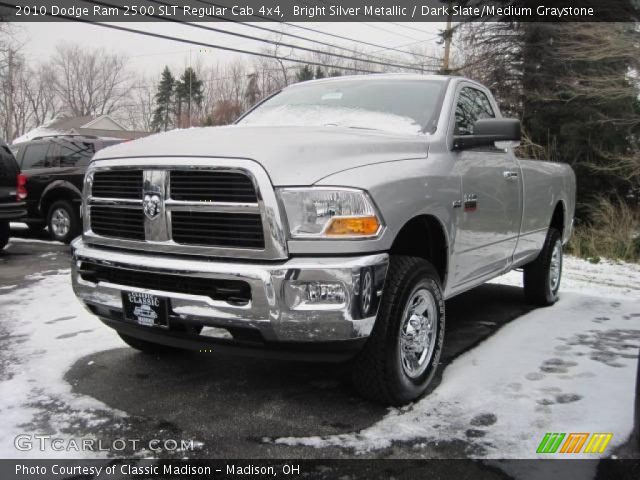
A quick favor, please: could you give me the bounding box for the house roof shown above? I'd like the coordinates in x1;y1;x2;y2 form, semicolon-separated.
82;115;128;131
46;115;95;131
69;127;149;140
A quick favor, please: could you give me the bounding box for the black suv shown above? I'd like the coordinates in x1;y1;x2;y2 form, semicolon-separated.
12;135;123;243
0;139;27;250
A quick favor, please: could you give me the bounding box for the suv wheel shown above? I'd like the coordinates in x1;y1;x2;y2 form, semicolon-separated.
351;256;445;405
0;221;9;250
47;200;80;244
523;228;563;306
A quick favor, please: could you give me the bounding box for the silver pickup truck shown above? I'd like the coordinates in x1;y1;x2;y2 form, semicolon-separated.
71;74;575;405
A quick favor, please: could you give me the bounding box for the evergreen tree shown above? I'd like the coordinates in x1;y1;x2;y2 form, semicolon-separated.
175;67;204;128
456;22;639;219
314;67;326;79
295;65;314;82
151;66;175;132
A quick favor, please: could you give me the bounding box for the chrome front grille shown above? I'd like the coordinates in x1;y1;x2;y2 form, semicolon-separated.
171;211;264;248
92;170;143;199
90;205;145;240
83;158;287;260
170;170;257;203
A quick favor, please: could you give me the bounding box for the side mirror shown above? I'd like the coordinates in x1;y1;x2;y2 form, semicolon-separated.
452;118;521;151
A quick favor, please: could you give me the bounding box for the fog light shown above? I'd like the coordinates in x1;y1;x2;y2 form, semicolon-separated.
284;281;347;310
306;282;346;304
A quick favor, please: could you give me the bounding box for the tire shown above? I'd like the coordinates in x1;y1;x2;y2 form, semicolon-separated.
118;332;178;354
352;256;445;405
47;200;80;244
0;221;9;250
523;228;563;306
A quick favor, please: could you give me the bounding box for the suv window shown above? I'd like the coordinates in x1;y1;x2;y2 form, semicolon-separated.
53;140;96;167
0;145;18;181
21;143;54;169
454;87;495;135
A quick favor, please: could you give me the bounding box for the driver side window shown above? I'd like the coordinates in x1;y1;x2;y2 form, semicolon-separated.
454;87;495;135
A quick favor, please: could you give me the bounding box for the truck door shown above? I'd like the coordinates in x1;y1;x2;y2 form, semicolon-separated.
449;85;522;290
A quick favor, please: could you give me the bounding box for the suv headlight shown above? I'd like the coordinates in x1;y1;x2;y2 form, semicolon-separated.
278;187;383;239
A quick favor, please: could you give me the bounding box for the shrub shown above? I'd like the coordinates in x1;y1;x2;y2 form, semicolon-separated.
567;197;639;263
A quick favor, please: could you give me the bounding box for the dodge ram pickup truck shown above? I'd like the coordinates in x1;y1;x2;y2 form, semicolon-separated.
71;74;576;405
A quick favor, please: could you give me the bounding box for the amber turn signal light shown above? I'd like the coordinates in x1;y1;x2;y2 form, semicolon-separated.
324;216;380;236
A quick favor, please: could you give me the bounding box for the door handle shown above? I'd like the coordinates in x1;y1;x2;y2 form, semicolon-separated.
503;171;519;180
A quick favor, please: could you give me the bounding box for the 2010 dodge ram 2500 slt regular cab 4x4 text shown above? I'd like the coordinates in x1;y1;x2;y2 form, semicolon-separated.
71;75;576;405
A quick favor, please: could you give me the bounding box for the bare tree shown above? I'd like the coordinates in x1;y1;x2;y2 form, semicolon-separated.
51;43;131;117
125;77;155;132
23;64;61;127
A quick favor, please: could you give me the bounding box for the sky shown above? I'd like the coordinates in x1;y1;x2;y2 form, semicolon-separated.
16;21;445;78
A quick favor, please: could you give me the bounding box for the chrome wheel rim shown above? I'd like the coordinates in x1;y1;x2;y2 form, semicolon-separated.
399;288;438;379
549;239;563;292
51;208;71;238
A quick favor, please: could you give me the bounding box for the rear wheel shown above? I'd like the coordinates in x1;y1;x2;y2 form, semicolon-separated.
523;228;563;306
352;256;445;405
47;200;80;244
0;221;9;250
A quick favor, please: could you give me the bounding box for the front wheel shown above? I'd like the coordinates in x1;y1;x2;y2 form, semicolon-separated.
523;228;563;306
47;200;80;244
351;256;445;405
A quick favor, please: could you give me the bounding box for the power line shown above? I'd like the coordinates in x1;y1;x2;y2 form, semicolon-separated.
0;2;380;75
366;36;443;57
193;0;423;68
361;22;429;41
282;24;439;62
202;0;440;62
91;0;428;72
388;23;442;36
302;0;432;41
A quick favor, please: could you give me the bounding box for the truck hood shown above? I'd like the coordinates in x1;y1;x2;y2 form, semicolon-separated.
93;125;429;185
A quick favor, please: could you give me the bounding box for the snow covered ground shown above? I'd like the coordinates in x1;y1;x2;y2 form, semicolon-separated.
0;269;125;458
276;256;640;458
0;254;638;463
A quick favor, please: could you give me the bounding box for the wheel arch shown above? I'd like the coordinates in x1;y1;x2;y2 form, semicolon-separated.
389;214;449;288
39;181;82;216
550;200;565;238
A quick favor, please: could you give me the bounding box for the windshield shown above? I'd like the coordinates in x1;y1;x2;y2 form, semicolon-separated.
238;79;446;135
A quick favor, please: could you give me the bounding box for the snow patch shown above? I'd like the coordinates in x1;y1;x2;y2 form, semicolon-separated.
12;127;66;144
0;272;124;458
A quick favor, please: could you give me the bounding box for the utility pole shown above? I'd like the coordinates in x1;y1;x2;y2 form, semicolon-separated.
442;2;453;74
6;48;14;141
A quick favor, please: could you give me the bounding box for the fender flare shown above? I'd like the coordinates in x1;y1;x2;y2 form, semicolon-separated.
39;181;82;215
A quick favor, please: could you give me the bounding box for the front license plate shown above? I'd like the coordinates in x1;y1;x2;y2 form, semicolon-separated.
122;291;169;327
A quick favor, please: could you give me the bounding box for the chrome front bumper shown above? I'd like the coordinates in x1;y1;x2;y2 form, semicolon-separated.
71;238;388;344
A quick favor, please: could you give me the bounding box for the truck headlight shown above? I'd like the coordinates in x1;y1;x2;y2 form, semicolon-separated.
278;187;383;239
